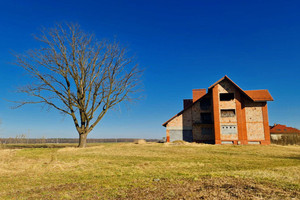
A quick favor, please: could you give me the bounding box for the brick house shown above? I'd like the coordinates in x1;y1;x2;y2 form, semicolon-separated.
162;76;273;145
270;124;300;140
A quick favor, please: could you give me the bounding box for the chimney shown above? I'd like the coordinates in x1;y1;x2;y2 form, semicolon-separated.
193;89;206;102
183;99;193;109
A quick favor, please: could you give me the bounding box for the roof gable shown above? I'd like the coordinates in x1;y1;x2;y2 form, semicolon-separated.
208;75;273;102
208;75;254;101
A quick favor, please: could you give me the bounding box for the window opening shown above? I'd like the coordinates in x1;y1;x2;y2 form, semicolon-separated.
221;109;236;117
220;93;234;101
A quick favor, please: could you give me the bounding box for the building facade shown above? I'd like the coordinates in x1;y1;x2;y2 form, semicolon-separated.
162;76;273;145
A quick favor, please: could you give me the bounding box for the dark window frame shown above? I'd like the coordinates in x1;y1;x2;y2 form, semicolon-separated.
200;98;211;110
220;93;234;101
220;109;236;117
200;112;213;124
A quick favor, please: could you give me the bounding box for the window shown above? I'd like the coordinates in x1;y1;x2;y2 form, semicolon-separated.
200;98;211;110
220;93;234;101
221;141;234;144
201;127;213;135
221;125;237;134
201;113;212;124
248;141;260;145
221;109;235;117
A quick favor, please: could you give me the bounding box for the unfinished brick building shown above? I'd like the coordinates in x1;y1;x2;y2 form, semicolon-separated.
162;76;273;144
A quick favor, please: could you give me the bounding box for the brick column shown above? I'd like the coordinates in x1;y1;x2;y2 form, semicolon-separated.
261;103;271;145
212;85;221;144
166;129;170;142
241;102;248;144
235;90;248;144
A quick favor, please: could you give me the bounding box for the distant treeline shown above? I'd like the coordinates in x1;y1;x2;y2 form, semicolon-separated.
271;133;300;145
0;137;160;144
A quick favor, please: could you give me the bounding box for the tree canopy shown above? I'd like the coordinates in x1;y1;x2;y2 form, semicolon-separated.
15;23;142;147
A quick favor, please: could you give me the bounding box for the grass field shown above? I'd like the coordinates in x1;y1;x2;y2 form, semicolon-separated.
1;143;300;199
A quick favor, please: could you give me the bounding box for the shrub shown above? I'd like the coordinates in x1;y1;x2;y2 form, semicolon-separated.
271;134;300;145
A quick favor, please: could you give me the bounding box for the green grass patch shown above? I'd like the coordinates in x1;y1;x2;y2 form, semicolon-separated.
1;143;300;199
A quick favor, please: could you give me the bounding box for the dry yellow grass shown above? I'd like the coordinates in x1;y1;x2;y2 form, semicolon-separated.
0;143;300;199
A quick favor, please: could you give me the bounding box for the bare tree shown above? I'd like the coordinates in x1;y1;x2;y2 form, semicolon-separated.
14;23;142;147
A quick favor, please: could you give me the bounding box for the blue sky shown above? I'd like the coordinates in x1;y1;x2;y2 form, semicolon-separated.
0;0;299;139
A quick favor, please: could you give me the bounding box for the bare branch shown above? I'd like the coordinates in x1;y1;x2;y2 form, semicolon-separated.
14;23;142;147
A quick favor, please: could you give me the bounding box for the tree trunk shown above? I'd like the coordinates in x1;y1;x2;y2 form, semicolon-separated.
78;133;88;148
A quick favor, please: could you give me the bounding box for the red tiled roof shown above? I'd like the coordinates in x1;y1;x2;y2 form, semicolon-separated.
244;90;273;102
270;124;300;134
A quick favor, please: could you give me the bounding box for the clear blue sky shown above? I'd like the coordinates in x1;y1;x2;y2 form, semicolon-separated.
0;0;299;139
